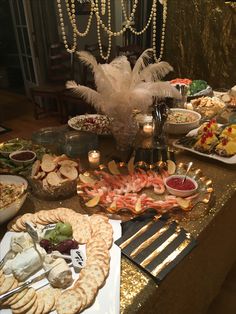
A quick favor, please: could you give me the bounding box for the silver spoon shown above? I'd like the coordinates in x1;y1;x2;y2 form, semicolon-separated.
182;162;193;184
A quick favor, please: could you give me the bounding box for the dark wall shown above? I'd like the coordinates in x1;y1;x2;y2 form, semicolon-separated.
163;0;236;89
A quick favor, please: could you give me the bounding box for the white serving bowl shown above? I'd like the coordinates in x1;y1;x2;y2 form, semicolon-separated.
0;175;28;224
9;150;36;165
166;108;201;134
164;175;198;197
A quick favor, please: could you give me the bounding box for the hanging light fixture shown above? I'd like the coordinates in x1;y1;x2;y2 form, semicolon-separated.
56;0;168;62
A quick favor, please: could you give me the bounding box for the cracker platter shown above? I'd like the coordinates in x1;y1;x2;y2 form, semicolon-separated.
0;208;121;314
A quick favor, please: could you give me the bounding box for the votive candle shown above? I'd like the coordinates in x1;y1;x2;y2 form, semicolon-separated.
143;122;153;135
88;150;100;168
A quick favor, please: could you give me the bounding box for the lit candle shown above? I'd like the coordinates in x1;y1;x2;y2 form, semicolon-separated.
88;150;100;168
143;123;153;135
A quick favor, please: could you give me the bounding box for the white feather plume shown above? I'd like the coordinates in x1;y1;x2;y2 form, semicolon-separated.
131;48;153;87
139;62;173;83
66;49;181;118
76;51;98;72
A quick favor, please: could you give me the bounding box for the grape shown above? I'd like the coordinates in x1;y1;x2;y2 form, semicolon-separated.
40;239;51;249
54;239;79;254
44;229;59;242
39;239;55;253
54;234;70;244
55;222;72;237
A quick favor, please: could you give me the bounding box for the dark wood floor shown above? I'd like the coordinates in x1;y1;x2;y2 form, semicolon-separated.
0;90;236;314
0;89;61;142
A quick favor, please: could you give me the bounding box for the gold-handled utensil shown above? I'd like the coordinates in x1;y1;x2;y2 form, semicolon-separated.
140;229;181;268
130;225;169;258
151;238;191;277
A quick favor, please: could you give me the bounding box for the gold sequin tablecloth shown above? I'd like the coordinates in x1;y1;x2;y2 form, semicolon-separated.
0;137;236;314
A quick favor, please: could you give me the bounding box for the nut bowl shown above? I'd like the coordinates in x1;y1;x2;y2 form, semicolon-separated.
166;108;201;134
0;175;28;224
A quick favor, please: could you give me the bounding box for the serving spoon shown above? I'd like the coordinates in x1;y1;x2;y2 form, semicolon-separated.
182;162;193;184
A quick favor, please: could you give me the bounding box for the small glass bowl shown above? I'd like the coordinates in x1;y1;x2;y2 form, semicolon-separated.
60;131;98;158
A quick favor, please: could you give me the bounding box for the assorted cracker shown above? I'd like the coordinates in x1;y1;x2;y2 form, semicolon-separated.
31;153;79;189
3;208;113;314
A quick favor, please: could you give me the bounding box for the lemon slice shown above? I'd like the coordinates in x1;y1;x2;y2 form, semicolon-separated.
108;160;120;175
79;173;96;185
134;198;142;213
167;159;176;175
107;200;117;213
176;197;191;210
85;194;100;207
127;156;135;174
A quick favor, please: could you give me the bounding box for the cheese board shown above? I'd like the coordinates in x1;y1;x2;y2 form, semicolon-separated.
0;209;121;314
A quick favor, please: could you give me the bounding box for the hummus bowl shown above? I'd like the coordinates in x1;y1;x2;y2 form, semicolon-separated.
0;175;28;224
166;108;201;134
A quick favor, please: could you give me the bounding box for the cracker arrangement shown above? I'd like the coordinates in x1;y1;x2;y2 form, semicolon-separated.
31;154;79;188
1;208;113;314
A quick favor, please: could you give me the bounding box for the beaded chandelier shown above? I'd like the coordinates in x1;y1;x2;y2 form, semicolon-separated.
56;0;168;62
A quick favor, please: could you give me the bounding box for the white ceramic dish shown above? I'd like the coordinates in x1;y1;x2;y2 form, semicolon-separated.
173;126;236;165
0;175;28;224
0;219;121;314
9;150;36;165
0;143;23;157
68;114;111;135
164;175;198;197
166;108;201;134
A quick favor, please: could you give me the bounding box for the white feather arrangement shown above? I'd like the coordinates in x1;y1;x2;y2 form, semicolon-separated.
66;49;180;121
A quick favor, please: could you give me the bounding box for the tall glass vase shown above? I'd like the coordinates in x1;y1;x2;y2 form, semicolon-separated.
110;116;138;151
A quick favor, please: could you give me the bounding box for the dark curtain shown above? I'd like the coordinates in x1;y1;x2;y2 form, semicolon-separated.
134;0;163;51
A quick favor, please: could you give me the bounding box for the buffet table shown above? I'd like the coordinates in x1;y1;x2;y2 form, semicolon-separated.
0;135;236;314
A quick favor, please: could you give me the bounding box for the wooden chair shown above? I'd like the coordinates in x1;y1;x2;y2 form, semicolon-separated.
59;90;96;123
30;43;72;123
116;45;144;68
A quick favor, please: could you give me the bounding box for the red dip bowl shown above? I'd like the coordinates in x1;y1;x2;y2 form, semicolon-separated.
164;175;198;197
167;177;196;191
9;150;36;165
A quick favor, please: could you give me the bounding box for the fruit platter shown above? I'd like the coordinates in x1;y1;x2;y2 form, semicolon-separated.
0;208;121;314
68;114;111;135
170;78;213;99
77;159;213;221
174;119;236;164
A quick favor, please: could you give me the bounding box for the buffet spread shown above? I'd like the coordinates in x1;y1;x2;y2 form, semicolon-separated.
0;79;236;314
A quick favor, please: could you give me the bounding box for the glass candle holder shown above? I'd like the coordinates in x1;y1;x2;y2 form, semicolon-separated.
88;150;100;168
143;122;154;136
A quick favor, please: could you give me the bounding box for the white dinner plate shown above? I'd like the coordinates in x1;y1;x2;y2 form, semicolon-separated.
68;114;111;135
0;220;121;314
173;126;236;164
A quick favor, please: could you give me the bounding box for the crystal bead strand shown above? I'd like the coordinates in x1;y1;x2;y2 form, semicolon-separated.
95;0;112;60
94;0;139;37
56;0;77;53
155;0;168;62
120;0;156;36
65;0;94;37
